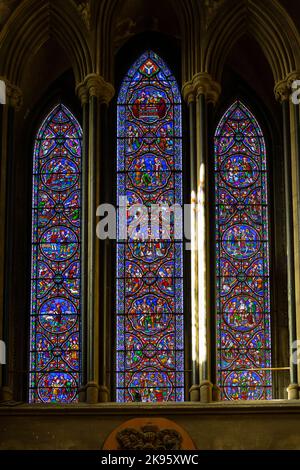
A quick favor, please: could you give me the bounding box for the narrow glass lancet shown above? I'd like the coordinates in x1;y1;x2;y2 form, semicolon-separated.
116;51;184;402
215;101;272;400
29;104;82;403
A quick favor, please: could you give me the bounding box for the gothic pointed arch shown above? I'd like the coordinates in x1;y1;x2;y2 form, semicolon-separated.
0;0;93;86
203;0;300;84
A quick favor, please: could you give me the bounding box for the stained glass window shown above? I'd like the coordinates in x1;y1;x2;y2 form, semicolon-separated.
116;51;184;402
215;101;272;400
29;104;82;403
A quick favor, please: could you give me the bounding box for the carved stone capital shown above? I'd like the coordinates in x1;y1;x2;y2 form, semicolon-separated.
274;79;291;103
77;74;115;105
274;71;300;102
286;71;300;89
182;72;221;105
0;77;23;110
76;82;89;105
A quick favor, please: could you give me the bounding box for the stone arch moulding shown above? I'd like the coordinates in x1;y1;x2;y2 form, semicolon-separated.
96;0;198;84
202;0;300;85
0;0;93;87
102;418;196;450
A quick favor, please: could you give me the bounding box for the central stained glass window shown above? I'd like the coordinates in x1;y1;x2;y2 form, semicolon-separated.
116;51;184;402
215;101;272;400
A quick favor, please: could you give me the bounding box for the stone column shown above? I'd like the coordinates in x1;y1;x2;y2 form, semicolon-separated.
76;74;114;403
186;93;199;401
183;73;221;402
76;83;89;400
0;79;22;401
275;75;300;399
291;84;300;393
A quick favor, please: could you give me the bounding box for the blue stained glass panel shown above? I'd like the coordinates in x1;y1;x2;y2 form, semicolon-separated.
116;51;184;402
215;101;272;400
29;104;82;403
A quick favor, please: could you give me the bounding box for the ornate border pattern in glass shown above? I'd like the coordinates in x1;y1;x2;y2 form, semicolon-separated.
29;104;82;403
215;101;272;400
116;51;184;402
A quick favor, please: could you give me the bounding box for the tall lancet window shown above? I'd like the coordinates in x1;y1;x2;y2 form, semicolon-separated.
116;51;184;402
29;104;82;403
215;101;272;400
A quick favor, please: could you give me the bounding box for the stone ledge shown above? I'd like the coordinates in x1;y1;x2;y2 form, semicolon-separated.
1;400;300;416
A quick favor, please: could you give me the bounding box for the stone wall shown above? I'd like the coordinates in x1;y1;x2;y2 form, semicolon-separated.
1;401;300;450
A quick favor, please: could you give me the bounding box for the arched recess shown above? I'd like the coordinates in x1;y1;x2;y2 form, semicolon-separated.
96;0;193;83
3;70;83;402
203;0;300;84
0;0;93;86
116;50;184;402
29;103;82;403
212;16;290;399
